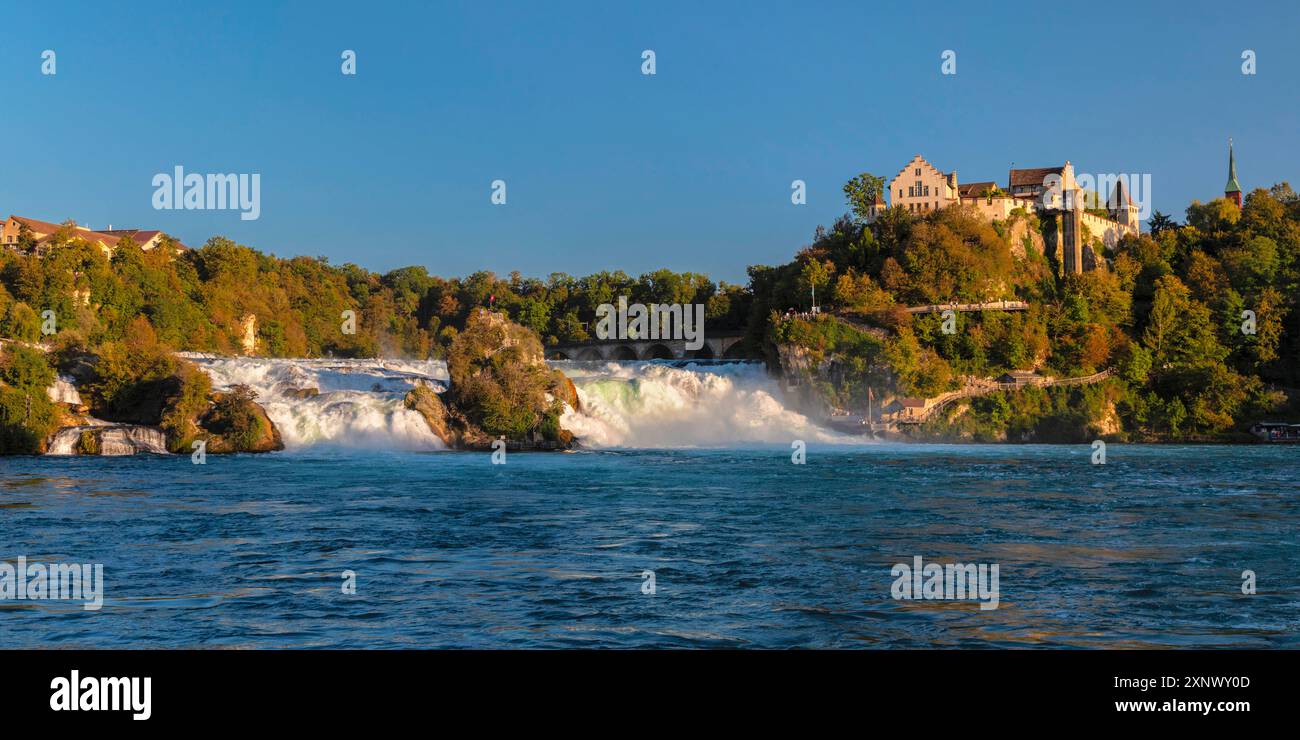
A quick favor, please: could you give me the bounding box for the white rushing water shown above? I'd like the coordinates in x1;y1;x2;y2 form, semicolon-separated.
174;356;849;451
556;360;851;448
46;375;82;405
47;425;169;456
182;355;449;450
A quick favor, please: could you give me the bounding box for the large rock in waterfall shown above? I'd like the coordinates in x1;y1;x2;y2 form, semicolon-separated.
198;388;284;453
407;309;578;451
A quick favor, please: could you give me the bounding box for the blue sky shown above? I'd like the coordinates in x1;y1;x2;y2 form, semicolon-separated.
3;1;1298;283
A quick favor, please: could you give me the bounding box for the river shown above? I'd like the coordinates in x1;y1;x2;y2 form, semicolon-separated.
2;358;1296;647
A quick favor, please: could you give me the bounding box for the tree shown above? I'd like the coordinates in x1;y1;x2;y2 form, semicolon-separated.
843;173;886;223
1148;210;1175;236
1;345;55;392
797;259;833;310
1;302;42;343
0;345;58;453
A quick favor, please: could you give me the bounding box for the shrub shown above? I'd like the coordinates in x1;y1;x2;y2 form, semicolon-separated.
202;384;265;450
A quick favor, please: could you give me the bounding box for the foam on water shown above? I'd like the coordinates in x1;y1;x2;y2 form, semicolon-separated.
183;355;449;450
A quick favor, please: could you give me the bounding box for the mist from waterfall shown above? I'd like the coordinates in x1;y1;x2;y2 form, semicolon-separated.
556;360;852;448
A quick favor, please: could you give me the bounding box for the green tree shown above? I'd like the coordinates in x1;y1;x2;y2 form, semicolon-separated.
843;173;886;223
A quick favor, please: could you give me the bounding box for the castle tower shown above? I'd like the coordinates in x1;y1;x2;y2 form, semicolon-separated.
1225;138;1242;207
1061;207;1084;275
1110;178;1140;233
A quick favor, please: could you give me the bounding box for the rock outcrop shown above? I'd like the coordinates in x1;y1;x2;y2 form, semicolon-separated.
404;385;454;446
197;390;284;453
238;314;258;356
404;382;577;451
556;376;581;413
409;309;579;451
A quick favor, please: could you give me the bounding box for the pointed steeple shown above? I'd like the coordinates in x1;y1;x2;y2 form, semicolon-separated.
1225;138;1242;206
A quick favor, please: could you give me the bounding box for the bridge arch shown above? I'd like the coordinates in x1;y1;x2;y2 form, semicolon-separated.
548;350;572;360
641;343;675;360
721;338;748;359
611;345;639;361
575;347;605;361
686;344;714;360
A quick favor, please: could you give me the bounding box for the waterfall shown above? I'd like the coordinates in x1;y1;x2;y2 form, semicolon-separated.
181;356;854;451
41;354;853;453
555;360;855;448
46;375;82;405
99;426;169;455
47;424;169;456
182;354;449;450
47;428;81;456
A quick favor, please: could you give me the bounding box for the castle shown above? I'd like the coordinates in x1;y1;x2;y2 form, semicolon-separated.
863;155;1141;274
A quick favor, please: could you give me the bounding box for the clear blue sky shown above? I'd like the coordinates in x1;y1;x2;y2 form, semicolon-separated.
3;0;1297;283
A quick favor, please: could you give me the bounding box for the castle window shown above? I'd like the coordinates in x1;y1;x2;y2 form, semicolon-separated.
915;168;921;176
924;185;929;196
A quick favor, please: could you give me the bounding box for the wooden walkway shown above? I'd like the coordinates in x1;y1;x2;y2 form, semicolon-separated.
904;368;1115;424
904;300;1029;315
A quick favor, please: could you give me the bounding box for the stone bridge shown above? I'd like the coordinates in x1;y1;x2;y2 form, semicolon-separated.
547;333;747;361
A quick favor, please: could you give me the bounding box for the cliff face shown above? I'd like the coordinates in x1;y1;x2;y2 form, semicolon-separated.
238;314;258;356
775;343;832;418
1007;217;1046;260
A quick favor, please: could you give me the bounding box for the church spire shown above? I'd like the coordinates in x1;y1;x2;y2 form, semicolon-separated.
1225;138;1242;206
